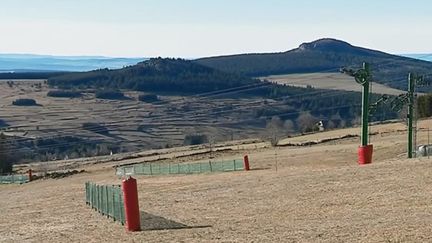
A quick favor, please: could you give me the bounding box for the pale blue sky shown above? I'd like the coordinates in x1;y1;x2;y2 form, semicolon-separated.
0;0;431;57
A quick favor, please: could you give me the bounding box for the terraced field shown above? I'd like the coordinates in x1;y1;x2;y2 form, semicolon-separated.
0;80;271;154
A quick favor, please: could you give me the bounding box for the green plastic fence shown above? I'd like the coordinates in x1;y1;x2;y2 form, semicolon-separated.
116;159;244;176
85;182;125;225
0;174;30;184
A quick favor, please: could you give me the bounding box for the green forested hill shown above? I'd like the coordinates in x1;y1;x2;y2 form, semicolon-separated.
48;58;261;93
195;38;432;90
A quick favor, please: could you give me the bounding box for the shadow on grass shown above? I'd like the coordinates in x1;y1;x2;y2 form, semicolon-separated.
250;167;270;171
140;211;211;231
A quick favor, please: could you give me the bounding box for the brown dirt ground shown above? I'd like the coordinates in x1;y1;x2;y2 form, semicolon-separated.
2;120;432;242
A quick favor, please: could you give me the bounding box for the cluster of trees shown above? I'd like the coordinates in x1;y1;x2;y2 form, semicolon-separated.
95;90;127;100
258;90;399;136
138;94;159;103
31;83;42;89
6;81;14;88
48;58;260;94
183;134;209;145
12;98;38;106
266;112;348;137
2;135;120;164
47;90;82;98
417;94;432;118
0;119;8;128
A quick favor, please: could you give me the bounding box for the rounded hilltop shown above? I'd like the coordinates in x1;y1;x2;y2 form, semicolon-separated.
298;38;354;52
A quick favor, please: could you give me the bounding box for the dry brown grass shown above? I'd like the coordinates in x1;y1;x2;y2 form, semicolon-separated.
2;120;432;242
261;73;406;96
0;80;269;152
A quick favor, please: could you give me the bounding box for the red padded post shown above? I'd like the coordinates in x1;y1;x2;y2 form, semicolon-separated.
358;144;373;165
122;177;141;231
243;155;250;171
28;169;32;182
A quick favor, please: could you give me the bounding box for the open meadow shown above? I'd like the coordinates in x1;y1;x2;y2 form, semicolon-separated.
2;120;432;242
261;73;406;96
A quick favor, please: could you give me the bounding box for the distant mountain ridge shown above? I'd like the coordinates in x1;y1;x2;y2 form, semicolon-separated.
402;54;432;62
195;38;432;90
0;54;146;72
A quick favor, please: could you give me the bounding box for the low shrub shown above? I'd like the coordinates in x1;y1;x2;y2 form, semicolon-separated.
138;94;159;103
183;134;209;145
47;90;82;98
12;98;38;106
95;90;126;100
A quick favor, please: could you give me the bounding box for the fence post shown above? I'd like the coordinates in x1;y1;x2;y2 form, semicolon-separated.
122;177;141;231
119;185;125;225
428;128;430;159
28;169;32;182
105;186;109;217
97;185;101;213
243;155;250;171
111;186;116;221
85;182;89;205
92;183;96;209
90;183;93;208
115;187;124;224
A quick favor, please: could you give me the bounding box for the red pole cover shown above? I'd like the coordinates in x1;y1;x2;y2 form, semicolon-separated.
243;155;250;171
122;177;141;231
358;144;373;165
28;169;32;182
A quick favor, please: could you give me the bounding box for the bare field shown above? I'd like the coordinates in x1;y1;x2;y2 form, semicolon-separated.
261;73;406;96
2;120;432;242
0;80;270;153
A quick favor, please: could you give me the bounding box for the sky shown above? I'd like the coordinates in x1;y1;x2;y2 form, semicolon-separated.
0;0;431;58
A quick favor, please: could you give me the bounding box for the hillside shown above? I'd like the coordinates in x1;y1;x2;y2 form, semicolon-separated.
196;38;432;90
4;57;403;164
0;78;399;164
3;119;432;242
47;58;263;94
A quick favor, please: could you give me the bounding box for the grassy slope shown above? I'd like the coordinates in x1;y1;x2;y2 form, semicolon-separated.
261;72;406;96
2;120;432;242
